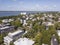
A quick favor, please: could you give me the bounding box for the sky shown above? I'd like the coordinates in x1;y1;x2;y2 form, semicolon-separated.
0;0;60;11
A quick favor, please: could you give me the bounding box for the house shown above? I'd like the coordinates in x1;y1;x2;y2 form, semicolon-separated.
42;22;54;30
14;38;34;45
9;19;14;22
20;16;27;26
40;17;45;21
0;23;11;27
4;36;13;45
32;18;36;21
20;19;27;26
4;30;25;45
2;19;9;23
0;26;14;34
45;22;54;26
58;18;60;22
2;19;14;23
48;14;53;18
2;23;11;26
57;30;60;36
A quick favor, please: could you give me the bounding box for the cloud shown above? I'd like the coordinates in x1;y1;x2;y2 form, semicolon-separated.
35;4;40;8
0;1;59;11
53;5;57;8
30;4;58;11
42;5;57;11
6;4;58;11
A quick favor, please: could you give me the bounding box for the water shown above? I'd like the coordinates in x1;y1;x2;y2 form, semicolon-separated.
0;11;40;17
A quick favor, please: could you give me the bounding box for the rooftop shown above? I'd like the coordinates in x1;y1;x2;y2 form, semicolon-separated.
0;26;9;30
8;30;23;37
14;38;34;45
4;36;13;42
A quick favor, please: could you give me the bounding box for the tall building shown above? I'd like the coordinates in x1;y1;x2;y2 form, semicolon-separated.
20;16;27;26
4;30;25;45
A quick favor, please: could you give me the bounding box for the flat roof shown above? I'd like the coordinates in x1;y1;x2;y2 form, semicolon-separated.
0;26;9;30
57;30;60;36
4;36;13;42
14;38;34;45
8;30;23;36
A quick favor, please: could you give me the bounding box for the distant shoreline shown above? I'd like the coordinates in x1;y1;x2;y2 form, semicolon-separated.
0;11;59;17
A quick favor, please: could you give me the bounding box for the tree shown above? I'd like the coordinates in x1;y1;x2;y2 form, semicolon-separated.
54;22;60;30
34;43;40;45
34;32;42;45
23;29;36;39
0;20;2;24
49;26;56;35
33;23;41;32
0;35;3;44
58;37;60;43
41;30;51;44
10;20;22;27
10;41;14;45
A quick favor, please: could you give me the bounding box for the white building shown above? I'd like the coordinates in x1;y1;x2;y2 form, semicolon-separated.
14;38;34;45
32;18;36;21
4;30;24;45
4;36;13;45
48;14;53;18
2;19;9;23
2;19;14;23
40;17;45;21
42;22;54;30
20;12;26;15
20;19;27;26
42;22;54;26
0;26;14;34
45;22;54;26
20;16;27;26
9;19;14;22
58;18;60;22
57;30;60;36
